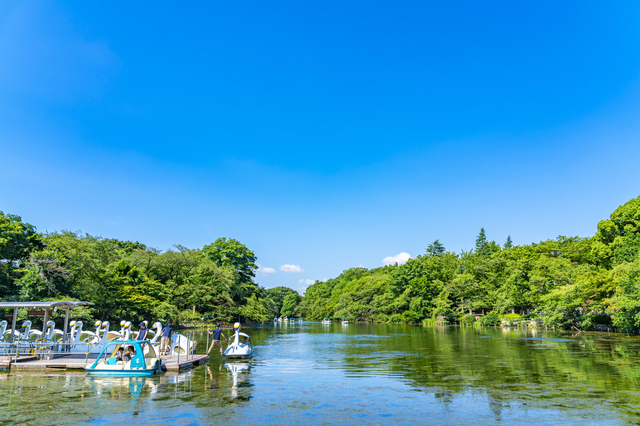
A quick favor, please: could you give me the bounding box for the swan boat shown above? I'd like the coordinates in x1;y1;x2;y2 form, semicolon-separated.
223;323;253;359
341;319;349;324
322;318;331;325
85;340;162;376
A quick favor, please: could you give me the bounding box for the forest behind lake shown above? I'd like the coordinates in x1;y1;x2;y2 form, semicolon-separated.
2;195;640;332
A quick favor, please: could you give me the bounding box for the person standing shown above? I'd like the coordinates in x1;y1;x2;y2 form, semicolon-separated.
207;324;227;355
137;322;149;350
160;323;173;356
137;322;149;340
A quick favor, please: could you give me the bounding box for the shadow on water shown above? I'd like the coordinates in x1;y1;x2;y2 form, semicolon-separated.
1;323;640;424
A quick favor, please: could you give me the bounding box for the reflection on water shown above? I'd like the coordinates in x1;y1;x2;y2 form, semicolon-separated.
88;376;156;398
1;323;640;424
224;362;251;399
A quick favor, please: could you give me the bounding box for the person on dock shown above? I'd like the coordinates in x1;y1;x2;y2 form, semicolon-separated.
160;323;173;356
137;322;149;340
207;324;227;356
137;322;149;350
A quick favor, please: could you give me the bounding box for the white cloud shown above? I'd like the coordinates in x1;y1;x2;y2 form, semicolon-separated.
256;263;277;276
382;252;411;265
298;279;315;285
280;264;305;273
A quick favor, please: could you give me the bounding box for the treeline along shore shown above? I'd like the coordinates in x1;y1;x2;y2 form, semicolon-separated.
0;217;301;326
299;196;640;331
2;195;640;332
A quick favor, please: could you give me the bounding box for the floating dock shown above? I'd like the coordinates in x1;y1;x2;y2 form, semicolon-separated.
0;353;209;372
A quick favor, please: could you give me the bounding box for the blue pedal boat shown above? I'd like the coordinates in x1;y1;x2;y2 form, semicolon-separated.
85;339;162;376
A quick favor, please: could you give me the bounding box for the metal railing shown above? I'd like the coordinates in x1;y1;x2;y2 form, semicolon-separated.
0;340;97;364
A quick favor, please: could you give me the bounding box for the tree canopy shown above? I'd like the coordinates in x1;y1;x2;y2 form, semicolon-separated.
299;195;640;332
202;237;257;282
0;225;296;326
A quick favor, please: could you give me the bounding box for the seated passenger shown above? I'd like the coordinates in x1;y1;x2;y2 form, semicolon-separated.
123;345;135;362
115;347;125;362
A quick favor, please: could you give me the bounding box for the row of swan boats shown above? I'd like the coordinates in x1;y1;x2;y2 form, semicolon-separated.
322;318;349;324
273;317;303;323
0;317;254;377
85;322;253;376
0;319;196;356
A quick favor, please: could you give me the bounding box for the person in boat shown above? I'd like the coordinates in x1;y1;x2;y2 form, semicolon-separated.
123;345;133;362
116;346;125;362
115;345;135;363
206;324;227;356
160;323;173;356
137;322;149;349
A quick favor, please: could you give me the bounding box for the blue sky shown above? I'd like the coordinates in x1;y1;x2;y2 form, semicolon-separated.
1;1;640;292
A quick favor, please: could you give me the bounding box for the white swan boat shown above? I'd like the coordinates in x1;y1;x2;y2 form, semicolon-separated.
322;318;331;325
223;323;253;359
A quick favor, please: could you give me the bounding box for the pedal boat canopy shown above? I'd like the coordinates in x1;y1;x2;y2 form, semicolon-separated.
85;339;161;376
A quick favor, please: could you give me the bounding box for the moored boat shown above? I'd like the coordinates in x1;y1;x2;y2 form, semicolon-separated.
223;323;253;359
85;339;162;376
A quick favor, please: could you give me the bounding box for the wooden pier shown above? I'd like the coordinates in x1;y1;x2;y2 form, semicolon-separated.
0;353;209;372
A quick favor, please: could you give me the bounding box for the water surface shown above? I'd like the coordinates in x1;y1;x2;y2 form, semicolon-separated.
2;323;640;425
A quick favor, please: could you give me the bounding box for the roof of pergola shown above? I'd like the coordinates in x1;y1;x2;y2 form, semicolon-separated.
0;301;94;309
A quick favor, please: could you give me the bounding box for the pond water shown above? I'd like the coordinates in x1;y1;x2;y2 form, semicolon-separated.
2;323;640;425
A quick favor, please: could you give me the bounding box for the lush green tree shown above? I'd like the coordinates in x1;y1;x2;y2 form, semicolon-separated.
17;256;71;300
608;256;640;331
241;292;274;322
504;235;513;249
202;237;257;282
592;196;640;267
0;211;43;263
280;292;301;317
266;286;299;315
474;228;501;257
0;211;44;299
426;240;446;256
475;228;488;253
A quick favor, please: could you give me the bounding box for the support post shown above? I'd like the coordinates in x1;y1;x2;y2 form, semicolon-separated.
42;309;49;338
177;334;180;365
63;307;70;346
40;308;49;358
10;308;17;344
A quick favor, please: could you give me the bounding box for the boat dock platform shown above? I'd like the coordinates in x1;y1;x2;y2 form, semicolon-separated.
0;353;209;372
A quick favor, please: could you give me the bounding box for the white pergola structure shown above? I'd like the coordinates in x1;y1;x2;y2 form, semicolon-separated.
0;301;94;344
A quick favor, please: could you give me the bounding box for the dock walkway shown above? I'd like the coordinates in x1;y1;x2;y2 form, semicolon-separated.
0;353;209;372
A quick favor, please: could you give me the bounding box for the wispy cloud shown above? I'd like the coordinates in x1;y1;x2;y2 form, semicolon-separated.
298;278;315;285
280;264;304;273
382;252;411;265
257;263;277;276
